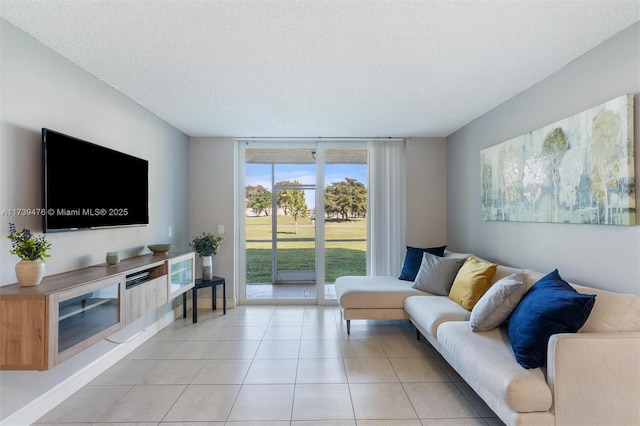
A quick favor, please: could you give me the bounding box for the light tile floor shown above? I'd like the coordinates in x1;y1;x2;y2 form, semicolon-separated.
35;305;505;426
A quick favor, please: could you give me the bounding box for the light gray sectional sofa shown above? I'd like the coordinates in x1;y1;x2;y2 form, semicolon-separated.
335;250;640;426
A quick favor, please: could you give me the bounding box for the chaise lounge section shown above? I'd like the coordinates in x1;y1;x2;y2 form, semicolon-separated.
334;275;426;334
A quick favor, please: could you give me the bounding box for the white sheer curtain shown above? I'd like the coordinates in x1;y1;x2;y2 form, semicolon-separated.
367;139;406;276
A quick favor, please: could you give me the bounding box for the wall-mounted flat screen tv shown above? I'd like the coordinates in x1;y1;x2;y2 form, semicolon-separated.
42;128;149;232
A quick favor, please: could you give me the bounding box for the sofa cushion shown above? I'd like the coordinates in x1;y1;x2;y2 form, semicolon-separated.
508;269;596;369
437;321;553;413
523;268;640;333
491;264;526;284
412;252;466;295
448;257;498;310
469;273;527;332
573;283;640;333
404;295;470;337
335;276;427;309
399;245;447;281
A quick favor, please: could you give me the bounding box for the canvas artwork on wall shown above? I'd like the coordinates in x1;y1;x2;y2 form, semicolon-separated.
481;94;635;225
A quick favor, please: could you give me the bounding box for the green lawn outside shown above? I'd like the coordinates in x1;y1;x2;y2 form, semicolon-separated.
245;216;366;283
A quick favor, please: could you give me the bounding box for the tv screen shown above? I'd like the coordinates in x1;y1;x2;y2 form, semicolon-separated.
42;128;149;232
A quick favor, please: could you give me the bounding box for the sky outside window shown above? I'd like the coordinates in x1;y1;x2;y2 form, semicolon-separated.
246;163;367;209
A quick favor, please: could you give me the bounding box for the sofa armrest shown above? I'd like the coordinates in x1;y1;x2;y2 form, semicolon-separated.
547;332;640;426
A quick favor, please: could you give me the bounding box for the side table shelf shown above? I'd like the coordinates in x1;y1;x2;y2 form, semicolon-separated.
183;276;226;323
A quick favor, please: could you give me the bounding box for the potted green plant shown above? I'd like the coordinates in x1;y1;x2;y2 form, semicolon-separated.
189;232;224;280
7;223;52;286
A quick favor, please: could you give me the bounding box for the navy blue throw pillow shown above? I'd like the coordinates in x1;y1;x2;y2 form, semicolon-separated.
399;245;447;281
507;269;596;369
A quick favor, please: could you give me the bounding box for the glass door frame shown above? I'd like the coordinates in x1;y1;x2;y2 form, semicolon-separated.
236;139;367;305
272;179;316;284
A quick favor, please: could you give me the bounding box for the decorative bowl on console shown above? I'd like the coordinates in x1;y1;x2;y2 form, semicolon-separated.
147;244;172;255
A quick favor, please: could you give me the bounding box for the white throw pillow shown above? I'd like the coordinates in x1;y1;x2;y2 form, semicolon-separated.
469;273;526;331
412;252;466;295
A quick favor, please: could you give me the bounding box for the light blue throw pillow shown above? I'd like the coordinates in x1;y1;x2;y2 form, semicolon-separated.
469;273;526;331
411;252;466;295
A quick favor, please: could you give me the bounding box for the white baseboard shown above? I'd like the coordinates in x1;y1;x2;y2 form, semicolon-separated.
0;308;178;426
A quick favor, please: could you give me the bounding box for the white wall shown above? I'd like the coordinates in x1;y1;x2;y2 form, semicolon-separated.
0;19;190;421
189;137;448;303
446;23;640;295
0;19;191;286
189;138;236;303
406;137;447;247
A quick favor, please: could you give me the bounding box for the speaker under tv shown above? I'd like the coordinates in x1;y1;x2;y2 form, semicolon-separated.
42;128;149;232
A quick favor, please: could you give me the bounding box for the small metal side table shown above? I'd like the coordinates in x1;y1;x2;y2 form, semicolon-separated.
182;276;226;323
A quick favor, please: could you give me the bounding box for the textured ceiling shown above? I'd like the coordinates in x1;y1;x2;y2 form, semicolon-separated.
1;1;638;138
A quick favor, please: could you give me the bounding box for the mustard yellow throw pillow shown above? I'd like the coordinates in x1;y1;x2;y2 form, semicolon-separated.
448;256;498;311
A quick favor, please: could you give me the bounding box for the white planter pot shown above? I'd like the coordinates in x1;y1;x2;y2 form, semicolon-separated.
15;260;46;287
202;255;213;280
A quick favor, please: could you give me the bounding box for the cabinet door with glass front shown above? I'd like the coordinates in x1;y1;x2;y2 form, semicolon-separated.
56;276;124;364
167;252;195;299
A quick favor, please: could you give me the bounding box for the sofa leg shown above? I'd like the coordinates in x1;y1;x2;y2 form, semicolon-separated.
346;319;351;335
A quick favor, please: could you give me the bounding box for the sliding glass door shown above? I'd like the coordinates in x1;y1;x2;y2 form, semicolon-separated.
323;148;367;299
239;141;368;304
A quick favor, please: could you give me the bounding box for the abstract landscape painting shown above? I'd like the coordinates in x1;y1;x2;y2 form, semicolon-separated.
481;94;635;225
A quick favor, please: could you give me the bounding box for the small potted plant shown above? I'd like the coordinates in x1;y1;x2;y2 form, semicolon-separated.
7;223;52;286
189;232;224;280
